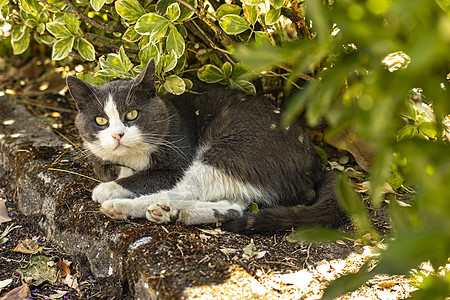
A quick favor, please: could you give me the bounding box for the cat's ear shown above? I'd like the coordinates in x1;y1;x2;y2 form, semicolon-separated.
134;59;156;93
66;75;94;110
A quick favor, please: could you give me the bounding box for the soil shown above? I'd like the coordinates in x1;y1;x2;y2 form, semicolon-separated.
0;58;417;299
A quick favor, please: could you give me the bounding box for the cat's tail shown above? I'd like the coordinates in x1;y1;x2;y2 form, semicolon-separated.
221;171;349;235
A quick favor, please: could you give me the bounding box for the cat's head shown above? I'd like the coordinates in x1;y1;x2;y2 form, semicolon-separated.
67;59;169;163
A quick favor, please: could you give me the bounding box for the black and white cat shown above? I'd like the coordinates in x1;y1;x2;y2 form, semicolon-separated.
66;59;346;234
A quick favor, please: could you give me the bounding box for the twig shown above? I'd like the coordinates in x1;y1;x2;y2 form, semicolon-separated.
283;1;311;40
86;33;139;55
264;261;300;269
48;168;102;183
177;0;235;44
303;243;312;268
61;0;126;33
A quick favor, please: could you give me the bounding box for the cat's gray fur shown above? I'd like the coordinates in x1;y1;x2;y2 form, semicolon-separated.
66;59;346;234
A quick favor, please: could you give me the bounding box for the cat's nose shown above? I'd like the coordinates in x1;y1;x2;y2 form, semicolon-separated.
112;133;124;141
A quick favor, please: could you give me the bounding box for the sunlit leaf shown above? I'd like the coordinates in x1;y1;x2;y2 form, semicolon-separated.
135;13;170;41
52;36;74;60
90;0;105;11
77;38;95;61
162;50;177;72
64;12;81;34
166;3;181;21
269;0;285;10
166;26;185;58
11;26;30;55
123;26;141;43
20;0;41;14
115;0;146;22
46;22;73;38
164;75;185;95
243;4;258;25
219;14;250;35
139;42;160;67
216;4;242;19
265;8;281;25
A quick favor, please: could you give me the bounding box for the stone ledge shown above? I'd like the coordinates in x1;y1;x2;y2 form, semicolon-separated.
0;96;359;299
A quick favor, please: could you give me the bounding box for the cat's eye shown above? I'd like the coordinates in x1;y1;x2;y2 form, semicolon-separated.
125;110;139;121
95;117;108;126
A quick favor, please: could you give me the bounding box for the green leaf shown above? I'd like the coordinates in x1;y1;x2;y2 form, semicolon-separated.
418;121;437;139
11;26;30;55
265;8;281;25
166;26;185;58
164;75;185;95
269;0;285;10
197;64;225;83
216;4;242;19
222;62;232;78
123;26;141;43
396;124;415;141
35;34;55;45
244;4;258;26
97;46;134;78
115;0;146;22
64;12;81;35
248;202;259;212
52;36;74;60
323;262;375;299
254;31;271;44
290;227;351;242
436;0;450;14
135;13;170;41
370;149;393;207
90;0;105;11
231;63;249;79
183;78;193;90
77;72;109;85
229;79;256;94
37;23;46;35
20;0;41;14
219;14;250;35
162;50;177;72
139;42;160;67
0;0;8;8
46;22;73;38
77;38;95;61
157;0;196;21
336;174;374;237
166;3;181;22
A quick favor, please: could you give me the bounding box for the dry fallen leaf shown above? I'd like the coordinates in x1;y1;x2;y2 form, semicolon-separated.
57;259;71;277
327;127;375;172
12;238;44;254
0;283;31;300
0;199;12;224
64;274;79;289
48;289;68;299
0;278;13;291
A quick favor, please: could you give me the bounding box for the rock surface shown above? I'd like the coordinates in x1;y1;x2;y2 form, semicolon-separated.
0;96;366;299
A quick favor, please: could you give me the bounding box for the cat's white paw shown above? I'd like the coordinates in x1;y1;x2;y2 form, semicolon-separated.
92;182;133;203
101;199;132;219
146;202;179;224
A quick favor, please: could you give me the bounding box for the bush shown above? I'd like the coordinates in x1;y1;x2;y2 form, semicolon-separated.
1;0;449;297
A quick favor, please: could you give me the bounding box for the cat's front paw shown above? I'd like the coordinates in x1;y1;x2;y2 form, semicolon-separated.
146;202;179;224
92;182;133;203
101;199;131;219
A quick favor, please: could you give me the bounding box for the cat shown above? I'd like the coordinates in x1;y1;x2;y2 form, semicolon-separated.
66;59;347;235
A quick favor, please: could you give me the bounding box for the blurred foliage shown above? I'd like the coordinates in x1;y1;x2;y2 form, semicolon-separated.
1;0;450;298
